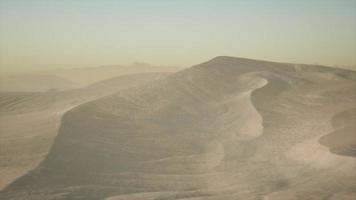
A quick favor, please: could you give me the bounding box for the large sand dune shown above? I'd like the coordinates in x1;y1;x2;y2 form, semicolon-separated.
0;72;169;189
1;57;355;199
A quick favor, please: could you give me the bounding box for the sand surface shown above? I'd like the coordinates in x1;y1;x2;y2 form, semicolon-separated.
0;73;169;190
1;57;355;199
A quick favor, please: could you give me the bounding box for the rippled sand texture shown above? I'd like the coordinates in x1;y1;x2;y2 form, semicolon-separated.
1;57;355;200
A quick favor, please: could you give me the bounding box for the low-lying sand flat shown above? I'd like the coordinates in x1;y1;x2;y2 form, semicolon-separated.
1;57;355;200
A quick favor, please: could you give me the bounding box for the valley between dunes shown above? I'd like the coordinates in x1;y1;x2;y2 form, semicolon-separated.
1;57;355;200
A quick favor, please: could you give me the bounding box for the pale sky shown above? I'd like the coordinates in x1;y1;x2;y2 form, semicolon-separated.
1;0;356;72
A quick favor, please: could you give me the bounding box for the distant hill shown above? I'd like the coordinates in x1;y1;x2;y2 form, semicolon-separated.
0;74;76;92
0;63;181;92
47;63;181;87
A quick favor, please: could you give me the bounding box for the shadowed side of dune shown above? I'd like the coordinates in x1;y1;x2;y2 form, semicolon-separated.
319;108;356;157
0;73;171;191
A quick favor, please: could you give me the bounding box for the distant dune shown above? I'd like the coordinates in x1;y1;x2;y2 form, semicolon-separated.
0;74;76;92
47;63;181;87
0;63;181;92
0;57;355;200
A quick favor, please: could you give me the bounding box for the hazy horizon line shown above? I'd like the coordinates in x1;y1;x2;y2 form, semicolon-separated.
1;55;356;76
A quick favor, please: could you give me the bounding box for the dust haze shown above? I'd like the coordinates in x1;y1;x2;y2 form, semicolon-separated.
1;1;356;199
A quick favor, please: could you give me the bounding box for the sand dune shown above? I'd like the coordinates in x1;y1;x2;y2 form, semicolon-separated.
46;63;181;87
0;63;180;92
319;108;356;157
0;73;169;190
0;74;76;92
1;57;355;199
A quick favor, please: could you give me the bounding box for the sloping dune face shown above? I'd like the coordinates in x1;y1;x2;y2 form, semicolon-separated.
1;57;356;200
0;73;168;190
319;108;356;157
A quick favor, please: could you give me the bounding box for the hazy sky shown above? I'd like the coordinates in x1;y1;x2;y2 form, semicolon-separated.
1;0;356;72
